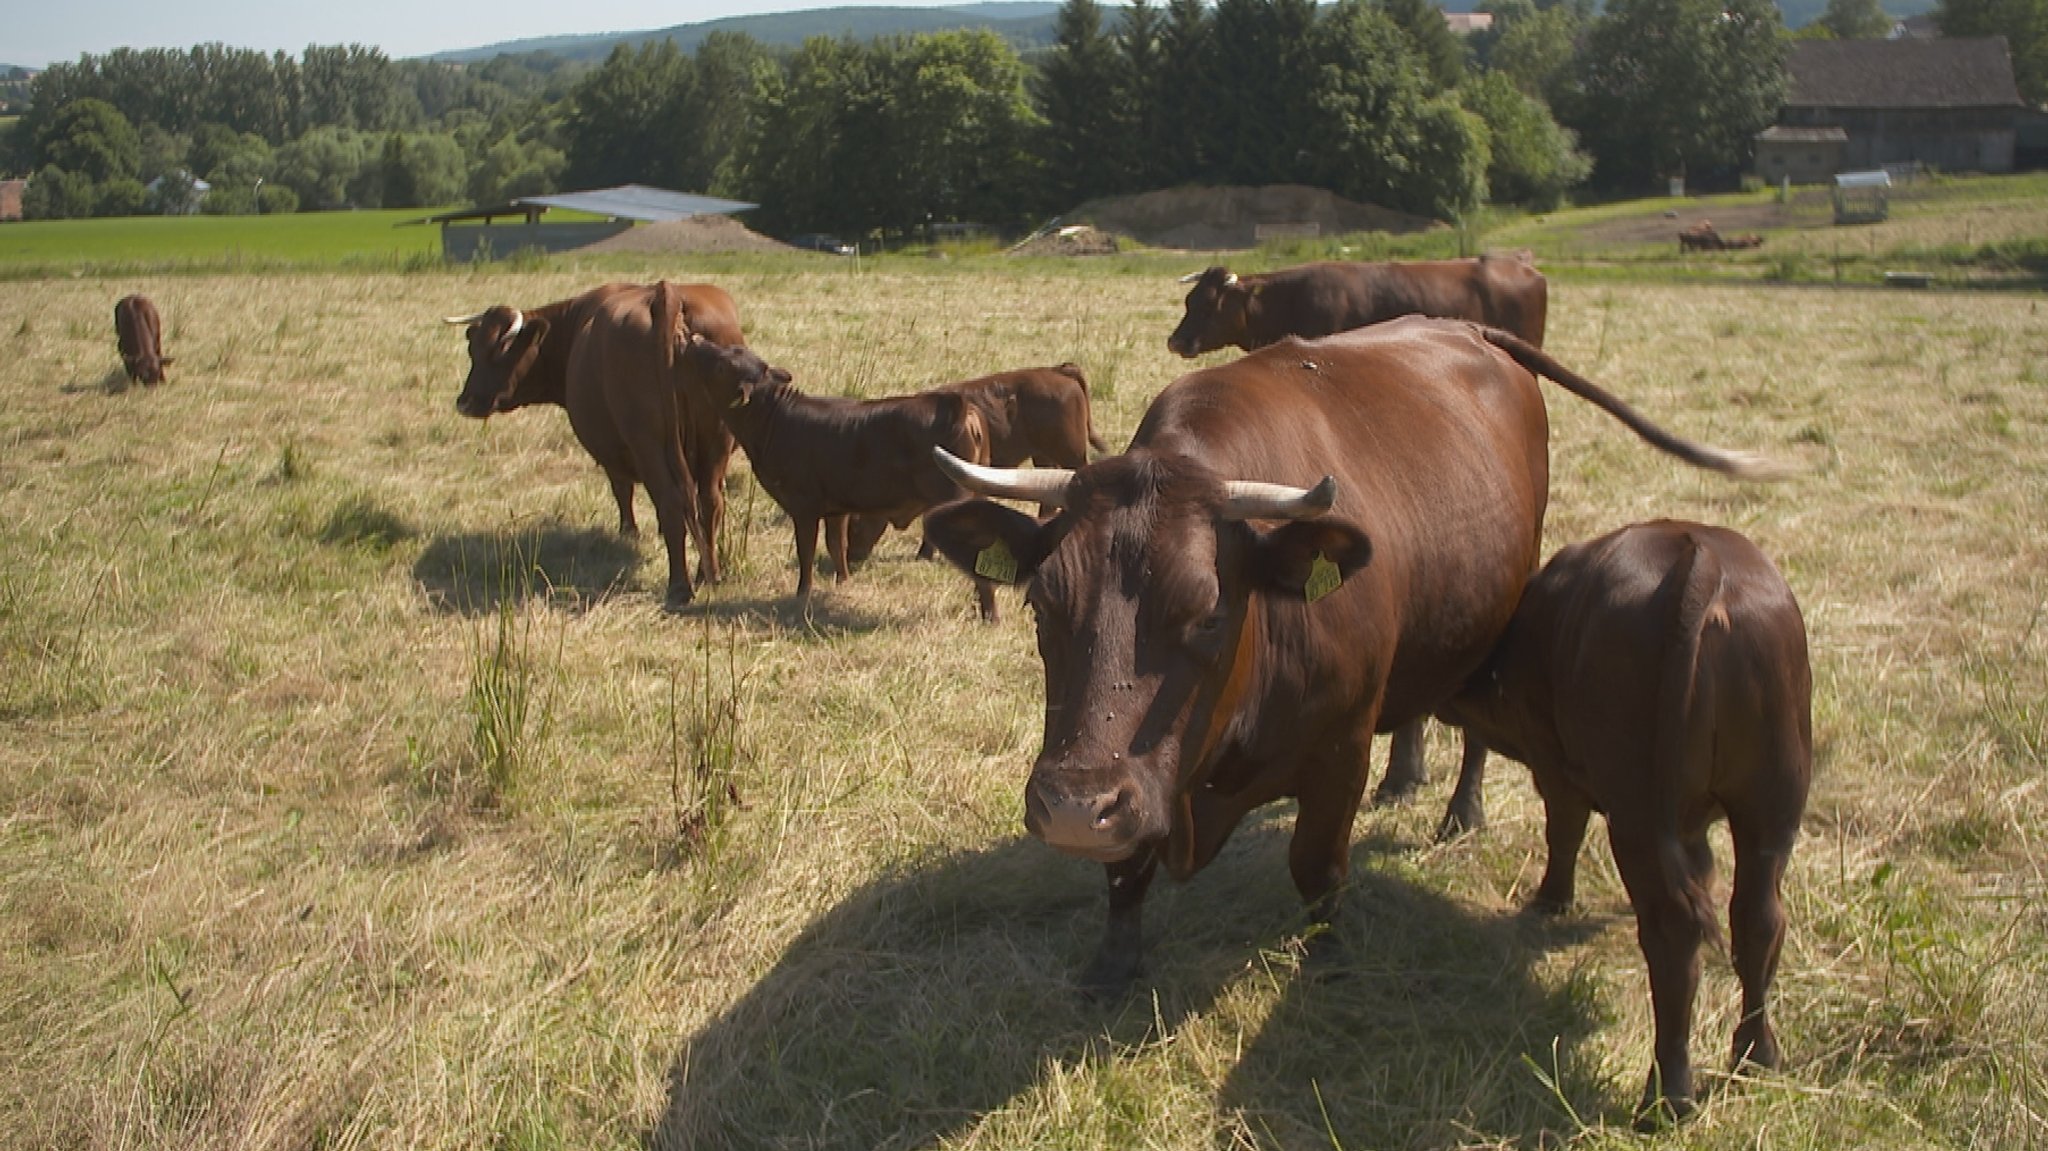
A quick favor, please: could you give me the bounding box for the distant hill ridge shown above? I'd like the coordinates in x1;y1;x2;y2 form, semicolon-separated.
427;0;1932;64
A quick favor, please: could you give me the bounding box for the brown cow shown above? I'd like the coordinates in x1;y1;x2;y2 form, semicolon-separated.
679;334;1000;619
922;317;1782;995
848;362;1108;564
1166;251;1548;359
446;281;741;610
1169;253;1548;835
1437;520;1811;1128
114;294;171;385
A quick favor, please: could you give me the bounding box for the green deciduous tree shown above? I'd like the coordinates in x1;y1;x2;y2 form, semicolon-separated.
35;98;141;184
1937;0;2048;103
22;165;98;219
1565;0;1787;192
1380;0;1471;89
1460;71;1590;206
1820;0;1897;37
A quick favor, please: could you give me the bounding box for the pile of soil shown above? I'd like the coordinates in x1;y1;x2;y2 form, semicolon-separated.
1008;224;1122;257
577;214;799;255
1070;184;1444;251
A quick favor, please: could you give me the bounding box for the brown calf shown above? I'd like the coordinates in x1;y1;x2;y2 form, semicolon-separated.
114;294;171;385
1437;519;1812;1128
680;335;999;618
849;362;1107;563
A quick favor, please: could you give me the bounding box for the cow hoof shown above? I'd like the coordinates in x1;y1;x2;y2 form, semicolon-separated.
1076;953;1142;1001
1370;781;1420;808
1300;925;1352;980
1433;808;1484;842
1632;1093;1696;1133
1526;894;1572;917
662;588;695;613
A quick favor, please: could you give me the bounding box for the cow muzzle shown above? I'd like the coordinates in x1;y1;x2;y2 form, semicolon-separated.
1023;773;1147;862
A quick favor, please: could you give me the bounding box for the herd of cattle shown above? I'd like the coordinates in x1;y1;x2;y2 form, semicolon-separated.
112;250;1811;1129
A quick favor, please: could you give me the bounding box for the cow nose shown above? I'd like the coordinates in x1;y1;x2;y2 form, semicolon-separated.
1024;777;1138;859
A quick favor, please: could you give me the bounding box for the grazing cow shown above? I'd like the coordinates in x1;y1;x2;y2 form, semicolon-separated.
679;334;1000;619
1437;520;1811;1128
114;294;171;385
848;362;1108;564
922;317;1782;995
1166;251;1548;360
446;281;742;609
1678;222;1721;253
1169;253;1547;835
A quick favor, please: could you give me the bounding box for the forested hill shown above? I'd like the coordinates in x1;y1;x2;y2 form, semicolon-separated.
426;0;1932;64
429;3;1067;63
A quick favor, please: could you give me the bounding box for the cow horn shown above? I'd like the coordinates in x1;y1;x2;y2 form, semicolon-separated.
1177;271;1204;284
504;311;524;338
1219;475;1337;521
1223;273;1239;287
442;311;489;325
933;447;1073;507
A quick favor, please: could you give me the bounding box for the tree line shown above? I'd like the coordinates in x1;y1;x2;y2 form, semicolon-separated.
10;0;2013;237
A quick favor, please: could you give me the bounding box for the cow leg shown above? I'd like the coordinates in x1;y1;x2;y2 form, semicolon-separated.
973;576;999;624
1079;847;1158;998
1373;718;1429;806
693;454;728;585
1288;729;1375;960
1726;815;1795;1075
1530;777;1592;913
607;470;639;536
1613;828;1710;1129
1433;733;1490;841
824;516;852;584
650;443;702;611
791;515;820;600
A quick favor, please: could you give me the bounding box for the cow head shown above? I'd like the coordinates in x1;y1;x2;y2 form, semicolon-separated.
924;449;1372;872
1166;267;1252;358
125;351;171;386
681;332;791;411
446;306;550;418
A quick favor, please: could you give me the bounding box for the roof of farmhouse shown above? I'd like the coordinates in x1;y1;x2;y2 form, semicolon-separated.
1786;37;2025;110
417;184;757;225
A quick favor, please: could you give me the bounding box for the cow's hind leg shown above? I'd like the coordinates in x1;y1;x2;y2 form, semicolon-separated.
824;516;852;584
1434;733;1490;840
1613;827;1712;1129
1374;718;1429;805
607;469;639;536
692;453;728;585
1079;847;1158;998
1726;810;1797;1075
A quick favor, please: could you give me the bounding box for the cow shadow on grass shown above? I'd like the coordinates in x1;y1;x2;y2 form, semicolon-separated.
59;367;137;396
413;523;643;615
647;811;1606;1150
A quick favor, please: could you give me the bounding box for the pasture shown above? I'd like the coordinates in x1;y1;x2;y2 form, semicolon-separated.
2;262;2044;1150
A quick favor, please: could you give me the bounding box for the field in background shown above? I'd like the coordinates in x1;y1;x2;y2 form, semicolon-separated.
2;263;2045;1150
0;207;444;274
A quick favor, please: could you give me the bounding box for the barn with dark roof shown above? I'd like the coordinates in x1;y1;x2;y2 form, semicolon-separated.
1757;37;2027;183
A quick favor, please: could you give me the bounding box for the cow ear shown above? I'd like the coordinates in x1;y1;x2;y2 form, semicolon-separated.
1250;518;1372;604
922;498;1048;586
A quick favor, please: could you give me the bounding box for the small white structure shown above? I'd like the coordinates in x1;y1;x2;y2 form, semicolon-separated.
1832;169;1891;225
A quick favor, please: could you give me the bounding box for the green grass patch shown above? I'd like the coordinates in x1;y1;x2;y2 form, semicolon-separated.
0;207;446;275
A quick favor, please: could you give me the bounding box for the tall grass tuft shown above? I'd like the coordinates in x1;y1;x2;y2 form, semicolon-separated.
462;548;558;807
663;613;750;876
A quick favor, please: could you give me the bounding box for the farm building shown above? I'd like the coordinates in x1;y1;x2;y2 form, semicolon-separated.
1758;37;2028;183
0;179;22;222
413;184;757;262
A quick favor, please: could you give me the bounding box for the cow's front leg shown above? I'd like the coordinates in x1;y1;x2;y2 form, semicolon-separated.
1434;733;1490;840
1079;846;1158;998
791;515;820;600
1289;729;1376;964
1374;718;1429;805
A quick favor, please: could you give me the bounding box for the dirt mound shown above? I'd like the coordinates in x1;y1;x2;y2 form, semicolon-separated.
1009;224;1122;257
1070;184;1444;251
577;214;799;255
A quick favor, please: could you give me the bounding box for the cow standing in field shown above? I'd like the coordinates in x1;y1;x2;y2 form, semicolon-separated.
922;318;1782;995
1166;251;1548;358
848;362;1108;564
1168;253;1549;835
446;281;742;610
114;294;171;386
1437;520;1811;1128
679;334;1001;619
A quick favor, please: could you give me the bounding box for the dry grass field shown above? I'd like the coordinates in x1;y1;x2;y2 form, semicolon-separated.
2;262;2045;1150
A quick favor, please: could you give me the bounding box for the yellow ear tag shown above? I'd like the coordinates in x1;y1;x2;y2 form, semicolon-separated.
975;539;1019;582
1304;553;1342;604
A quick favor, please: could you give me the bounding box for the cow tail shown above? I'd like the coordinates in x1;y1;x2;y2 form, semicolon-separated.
654;280;682;373
1476;326;1795;482
1059;361;1111;455
1651;533;1728;954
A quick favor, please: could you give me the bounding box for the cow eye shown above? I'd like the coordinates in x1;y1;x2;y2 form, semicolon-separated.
1184;608;1228;654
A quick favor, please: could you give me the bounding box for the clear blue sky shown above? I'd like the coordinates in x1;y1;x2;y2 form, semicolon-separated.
12;0;985;69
